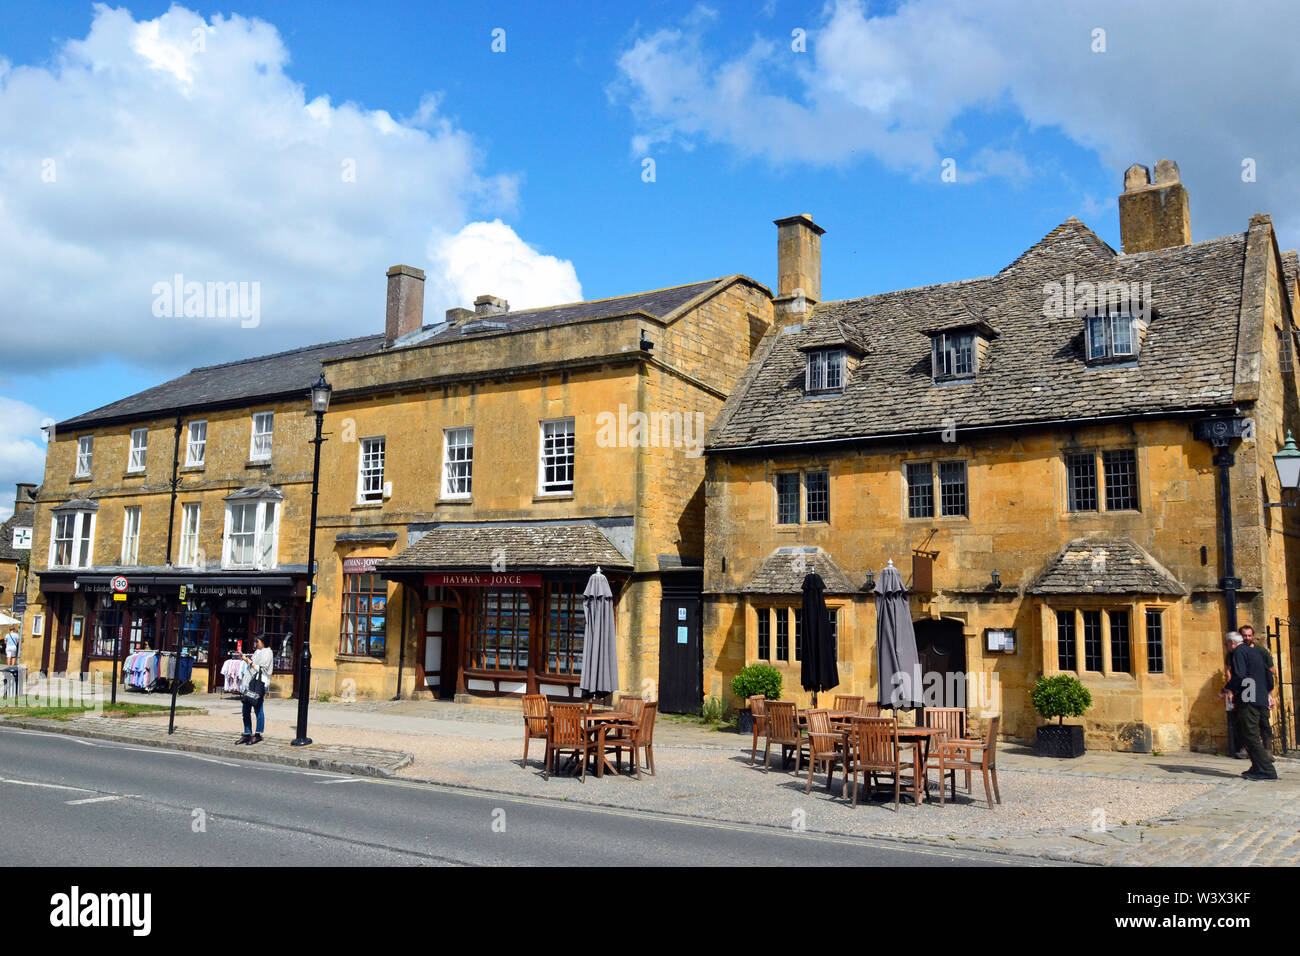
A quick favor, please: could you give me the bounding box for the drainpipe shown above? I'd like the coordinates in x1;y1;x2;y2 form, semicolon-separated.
165;417;182;566
392;582;408;700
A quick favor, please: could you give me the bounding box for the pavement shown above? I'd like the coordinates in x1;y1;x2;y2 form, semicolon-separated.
0;725;1033;867
5;691;1298;866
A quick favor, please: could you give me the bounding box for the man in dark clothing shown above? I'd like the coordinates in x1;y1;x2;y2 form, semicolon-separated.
1226;632;1277;780
1240;625;1276;748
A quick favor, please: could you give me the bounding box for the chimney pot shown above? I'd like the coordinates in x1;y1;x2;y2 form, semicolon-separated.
1119;160;1191;254
473;294;509;315
385;264;426;347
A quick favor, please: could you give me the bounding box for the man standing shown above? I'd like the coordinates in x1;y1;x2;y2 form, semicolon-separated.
1239;624;1277;750
1226;631;1277;780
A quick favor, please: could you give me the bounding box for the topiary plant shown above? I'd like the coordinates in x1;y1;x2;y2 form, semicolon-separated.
732;663;783;703
1031;674;1092;724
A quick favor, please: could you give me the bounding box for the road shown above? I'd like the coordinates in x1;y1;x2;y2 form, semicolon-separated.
0;725;1039;866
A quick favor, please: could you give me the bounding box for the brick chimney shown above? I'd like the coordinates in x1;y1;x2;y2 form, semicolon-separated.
473;294;509;315
1119;160;1191;255
13;483;35;515
773;214;824;325
385;264;426;346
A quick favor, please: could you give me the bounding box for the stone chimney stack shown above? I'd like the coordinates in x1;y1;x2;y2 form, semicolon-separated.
473;295;509;315
13;483;35;515
773;214;824;325
385;264;426;347
1119;160;1191;255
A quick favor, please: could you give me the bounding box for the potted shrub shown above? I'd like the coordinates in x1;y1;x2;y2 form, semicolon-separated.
1030;674;1092;758
731;664;783;735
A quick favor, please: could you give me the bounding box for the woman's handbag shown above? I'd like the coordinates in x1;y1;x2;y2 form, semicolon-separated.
242;660;266;707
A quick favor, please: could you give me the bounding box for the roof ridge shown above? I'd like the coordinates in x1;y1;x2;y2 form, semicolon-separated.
188;332;384;374
479;277;728;321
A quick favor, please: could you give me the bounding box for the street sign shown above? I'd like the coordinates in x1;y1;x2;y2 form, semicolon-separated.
112;593;127;602
178;585;187;601
111;575;129;593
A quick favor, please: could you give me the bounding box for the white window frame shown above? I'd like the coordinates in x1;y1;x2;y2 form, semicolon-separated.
442;427;474;499
179;503;201;567
932;332;975;379
538;418;575;495
1086;313;1138;361
49;510;96;570
120;506;141;566
186;420;207;467
357;437;386;503
222;498;279;570
249;412;274;462
805;349;845;393
128;428;148;472
75;436;94;478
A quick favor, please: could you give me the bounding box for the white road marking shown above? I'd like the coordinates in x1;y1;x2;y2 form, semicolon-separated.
65;795;123;806
0;727;97;746
0;776;94;793
318;778;364;785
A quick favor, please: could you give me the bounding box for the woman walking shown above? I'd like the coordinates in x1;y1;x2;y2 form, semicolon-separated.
237;635;273;745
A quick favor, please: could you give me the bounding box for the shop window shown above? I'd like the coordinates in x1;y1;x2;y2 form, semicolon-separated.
544;582;584;676
1082;610;1103;672
76;436;93;477
91;597;155;657
1146;608;1165;674
340;572;387;658
539;419;575;494
468;588;531;671
186;420;207;467
91;605;122;658
1056;610;1077;671
179;601;211;665
442;427;473;498
258;601;294;671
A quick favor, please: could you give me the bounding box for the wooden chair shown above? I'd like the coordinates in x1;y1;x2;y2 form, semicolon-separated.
521;694;549;769
803;709;844;794
862;702;882;718
619;695;645;725
605;700;658;778
763;701;804;773
923;706;969;793
832;694;864;714
543;702;593;782
936;715;1001;809
844;716;923;809
748;695;768;765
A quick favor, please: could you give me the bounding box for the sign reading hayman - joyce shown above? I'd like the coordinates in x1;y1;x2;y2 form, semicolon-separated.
425;572;542;588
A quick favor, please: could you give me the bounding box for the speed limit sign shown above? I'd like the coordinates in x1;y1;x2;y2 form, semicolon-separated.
111;575;129;593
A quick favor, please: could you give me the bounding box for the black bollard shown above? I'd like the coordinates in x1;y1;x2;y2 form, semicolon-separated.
291;644;312;747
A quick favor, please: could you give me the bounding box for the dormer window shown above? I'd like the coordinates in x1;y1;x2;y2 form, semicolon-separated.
806;349;845;393
932;332;975;379
1085;313;1138;362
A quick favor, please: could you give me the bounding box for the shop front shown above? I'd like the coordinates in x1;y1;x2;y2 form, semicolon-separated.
36;570;307;694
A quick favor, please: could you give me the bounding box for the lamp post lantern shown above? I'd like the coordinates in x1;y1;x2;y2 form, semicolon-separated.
293;372;331;747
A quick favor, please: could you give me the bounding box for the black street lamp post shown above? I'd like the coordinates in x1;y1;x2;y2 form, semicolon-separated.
293;372;332;747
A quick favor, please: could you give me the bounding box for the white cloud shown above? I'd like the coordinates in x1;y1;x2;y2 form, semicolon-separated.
613;0;1300;242
0;397;49;522
0;4;569;373
428;220;582;313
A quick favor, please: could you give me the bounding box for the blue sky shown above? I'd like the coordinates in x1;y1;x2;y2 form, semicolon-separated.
1;0;1298;516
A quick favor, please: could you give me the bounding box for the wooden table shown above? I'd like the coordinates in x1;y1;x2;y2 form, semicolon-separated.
833;724;948;803
579;710;635;778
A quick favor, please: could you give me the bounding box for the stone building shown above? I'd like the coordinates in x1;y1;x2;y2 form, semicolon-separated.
703;161;1300;752
18;338;383;694
309;265;772;704
0;483;37;633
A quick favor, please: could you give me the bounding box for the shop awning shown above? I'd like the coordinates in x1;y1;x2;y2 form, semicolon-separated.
379;522;633;575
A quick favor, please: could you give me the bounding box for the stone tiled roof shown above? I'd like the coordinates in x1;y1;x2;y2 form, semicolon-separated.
740;547;859;595
381;522;632;572
0;510;33;562
1028;538;1187;596
58;335;385;430
708;218;1249;450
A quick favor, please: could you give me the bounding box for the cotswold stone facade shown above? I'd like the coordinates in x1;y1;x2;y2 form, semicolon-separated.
704;163;1300;753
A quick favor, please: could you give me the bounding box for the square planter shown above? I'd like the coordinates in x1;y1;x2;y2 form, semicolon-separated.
737;709;755;735
1036;724;1085;758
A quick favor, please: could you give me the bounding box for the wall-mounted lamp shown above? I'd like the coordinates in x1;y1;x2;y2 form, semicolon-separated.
990;569;1002;589
1267;430;1300;507
639;330;655;351
864;570;876;590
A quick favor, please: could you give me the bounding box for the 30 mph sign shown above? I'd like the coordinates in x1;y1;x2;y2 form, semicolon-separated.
111;575;130;593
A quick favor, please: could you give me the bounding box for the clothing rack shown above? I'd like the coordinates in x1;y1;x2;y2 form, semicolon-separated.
219;658;248;699
122;650;194;694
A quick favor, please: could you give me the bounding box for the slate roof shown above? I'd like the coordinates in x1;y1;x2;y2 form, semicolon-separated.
0;510;34;562
709;218;1249;450
57;279;732;431
740;547;859;595
1028;538;1187;596
380;522;632;573
57;334;385;431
